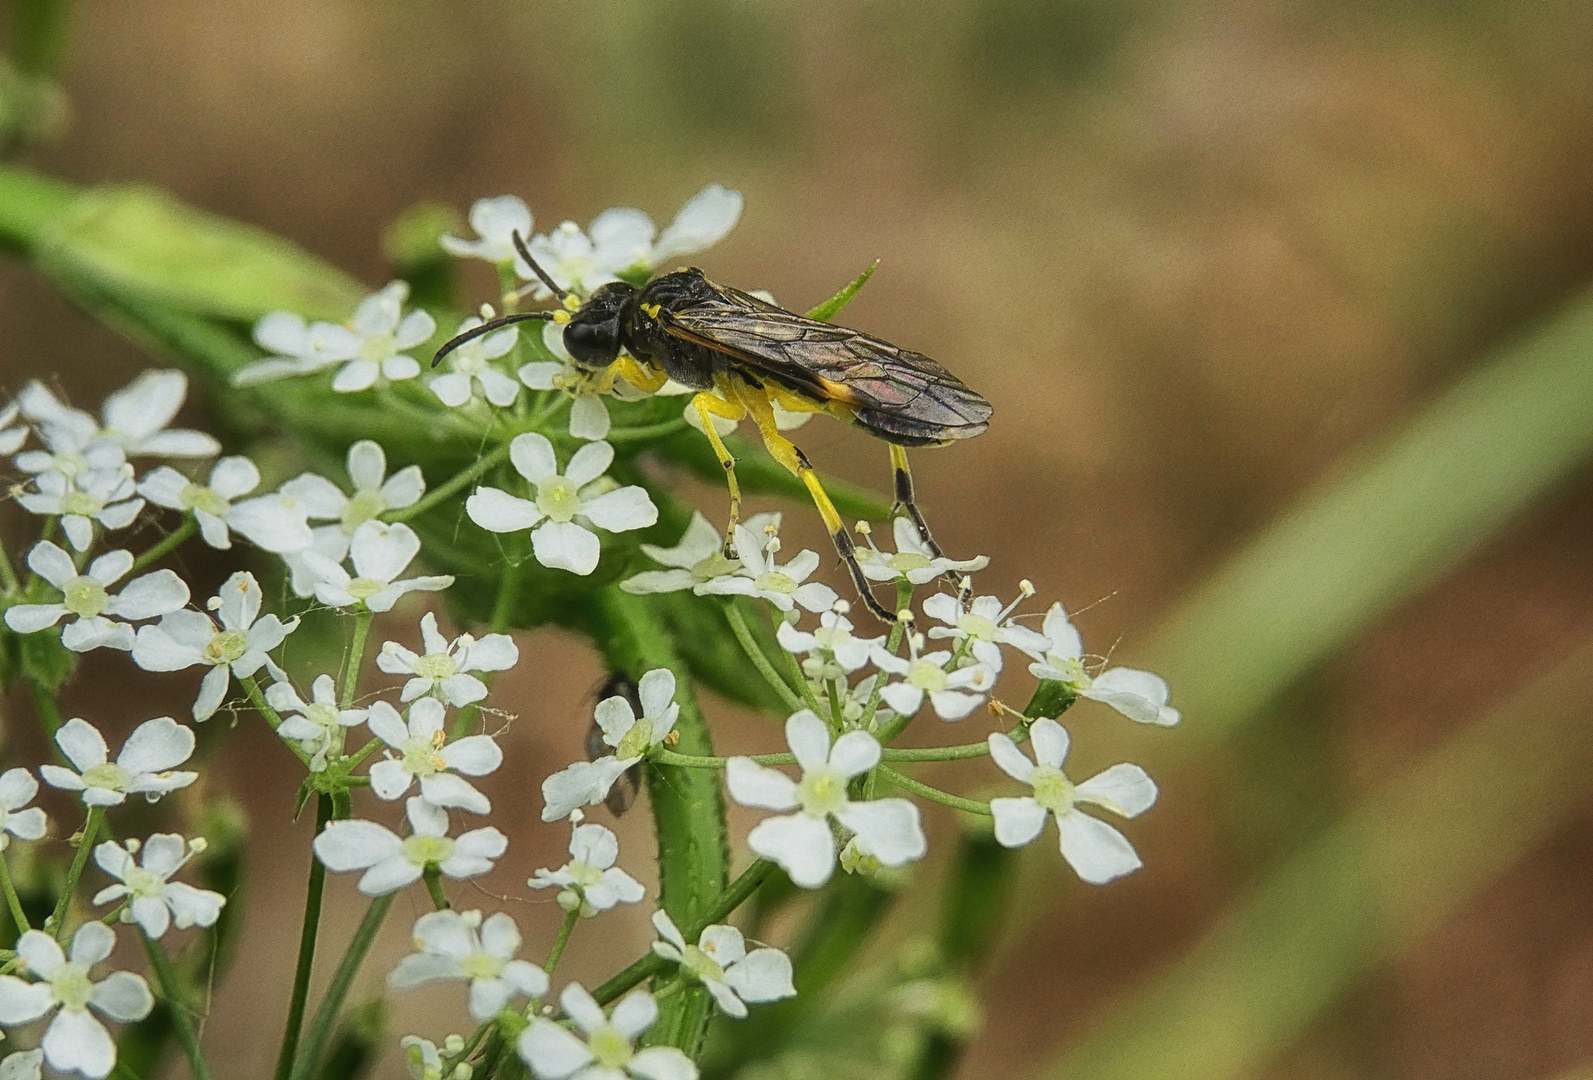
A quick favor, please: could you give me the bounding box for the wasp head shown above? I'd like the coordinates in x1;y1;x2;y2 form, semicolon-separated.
563;282;637;370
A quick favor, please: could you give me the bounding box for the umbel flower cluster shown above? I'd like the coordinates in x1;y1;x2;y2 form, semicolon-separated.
0;185;1177;1080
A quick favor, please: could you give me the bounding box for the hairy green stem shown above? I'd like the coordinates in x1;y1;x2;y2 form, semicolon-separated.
50;806;101;939
544;908;579;978
724;602;803;714
274;794;333;1080
140;929;215;1080
387;441;512;523
289;892;395;1080
876;766;991;816
340;610;374;709
130;517;197;572
0;856;29;934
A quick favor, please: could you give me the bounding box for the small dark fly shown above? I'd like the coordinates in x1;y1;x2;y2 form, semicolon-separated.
585;673;642;816
435;233;992;622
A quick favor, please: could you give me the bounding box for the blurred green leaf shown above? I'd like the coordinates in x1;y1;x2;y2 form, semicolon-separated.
1041;635;1593;1080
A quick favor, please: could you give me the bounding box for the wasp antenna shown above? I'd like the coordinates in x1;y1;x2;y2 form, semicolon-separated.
432;312;554;368
512;230;571;302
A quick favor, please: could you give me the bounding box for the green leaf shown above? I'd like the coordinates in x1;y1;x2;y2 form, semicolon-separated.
806;260;879;322
36;184;363;321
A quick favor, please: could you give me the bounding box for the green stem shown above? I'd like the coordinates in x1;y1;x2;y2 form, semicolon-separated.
765;605;824;716
423;866;449;911
544;908;579;977
50;805;102;939
875;766;991;816
604;418;689;444
0;855;30;934
340;610;374;709
387;442;513;523
131;517;197;572
241;675;313;766
274;795;333;1080
724;603;802;714
656;738;1008;769
289;892;395;1080
0;534;20;594
140;929;215;1080
28;677;65;736
592;860;776;1006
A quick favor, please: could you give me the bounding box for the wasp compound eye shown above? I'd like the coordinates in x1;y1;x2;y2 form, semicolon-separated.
564;318;620;369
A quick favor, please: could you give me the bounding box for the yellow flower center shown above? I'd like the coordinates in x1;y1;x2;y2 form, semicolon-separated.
614;718;653;761
402;834;455;866
906;659;947;693
457;950;503;981
588;1023;633;1070
535;477;582;524
797;765;848;818
50;963;94;1012
81;762;130;791
346;577;386;601
1029;765;1075;815
204;629;249;665
63;576;109;619
415;652;458;680
341;489;387;534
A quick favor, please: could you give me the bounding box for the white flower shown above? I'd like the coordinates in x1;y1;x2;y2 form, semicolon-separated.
0;769;47;850
987;717;1157;885
727;711;926;889
441;195;533;264
91;834;226;939
5;542;190;652
1020;603;1180;726
0;1050;43;1080
0;402;25;456
389;909;549;1021
618;510;779;597
16;467;143;552
12;401;125;490
529;823;645;916
650;910;794;1019
517;183;741;300
855;517;988;586
518;985;695;1080
132;571;299;721
40;717;197;807
540;669;677;822
0;923;152;1080
431;316;522;408
367;698;503;813
831;673;895;733
315;282;438;393
465;433;657;576
871;633;994;722
300;520;453;612
279;440;426;594
20;371;219;460
313;797;506;896
233;310;332;385
921;589;1047;675
777;609;884;680
138;456;314;553
268;675;368;771
698;524;838;613
378;612;519;706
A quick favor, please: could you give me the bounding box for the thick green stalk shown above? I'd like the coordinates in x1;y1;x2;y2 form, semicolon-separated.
139;930;214;1080
423;867;449;911
50;806;101;939
273;795;334;1080
289;892;394;1080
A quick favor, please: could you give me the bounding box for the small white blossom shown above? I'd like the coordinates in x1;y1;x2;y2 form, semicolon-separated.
278;440;426;593
441;195;533;265
400;1036;448;1080
466;433;657;576
777;609;884;680
855;517;988;586
0;1050;43;1080
540;668;677;822
431;315;521;408
831;673;895;733
367;698;503;813
0;768;47;850
268;675;368;771
0;401;27;456
988;717;1157;884
19;371;219;461
138;456;314;553
0;923;153;1080
233;311;331;385
378;612;519;706
40;717;197;807
1020;603;1180;726
132;571;299;721
91;834;226;939
520;985;695;1080
650;910;795;1019
313;797;506;896
871;633;994;722
16;467;143;552
619;510;780;596
326;282;439;392
5;542;190;652
921;588;1047;674
300;520;453;612
389;909;549;1021
698;523;838;613
529;823;645;916
727;711;926;889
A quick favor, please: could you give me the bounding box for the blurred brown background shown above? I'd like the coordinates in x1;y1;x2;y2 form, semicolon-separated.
6;1;1593;1078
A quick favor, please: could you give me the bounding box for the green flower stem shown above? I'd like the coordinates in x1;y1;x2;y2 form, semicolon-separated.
288;891;395;1080
656;737;1013;769
723;602;803;714
387;440;513;524
130;517;197;572
27;677;65;737
0;534;19;594
876;766;991;816
0;855;30;933
592;859;777;1007
604;418;689;444
50;805;102;939
652;749;793;769
765;606;824;716
240;675;313;767
274;794;334;1080
544;908;579;978
340;610;374;709
140;928;215;1080
423;866;449;911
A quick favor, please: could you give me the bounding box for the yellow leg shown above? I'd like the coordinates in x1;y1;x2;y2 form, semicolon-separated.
613;356;669;394
692;390;747;553
888;443;944;558
737;383;897;623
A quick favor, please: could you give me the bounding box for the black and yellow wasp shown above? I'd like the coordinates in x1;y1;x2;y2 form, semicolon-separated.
434;234;992;622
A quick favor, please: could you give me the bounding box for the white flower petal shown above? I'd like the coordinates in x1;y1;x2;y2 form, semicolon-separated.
1057;811;1143;885
531;520;601;576
467;487;542;532
748;813;836;889
834;798;926;867
579;486;658;533
1075;763;1158;819
1028;717;1071;769
508;432;558;484
42;1007;116;1080
724;758;799;812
